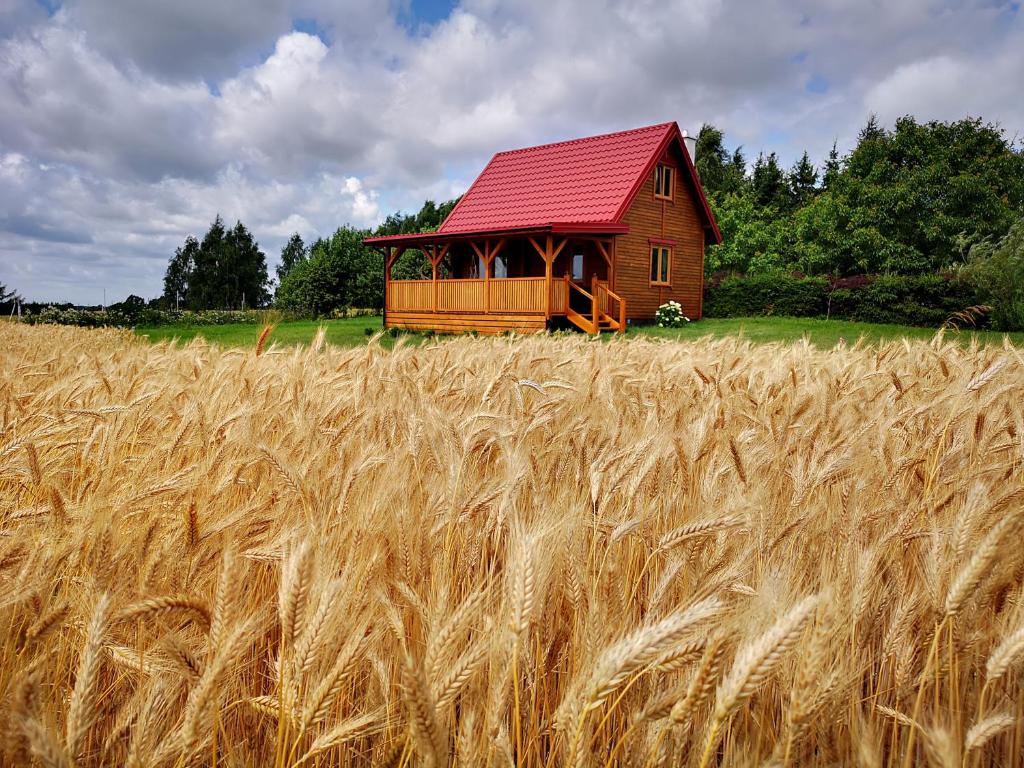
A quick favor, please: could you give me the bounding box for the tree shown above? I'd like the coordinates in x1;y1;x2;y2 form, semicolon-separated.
277;233;307;284
225;221;270;309
1;281;21;304
693;125;747;198
802;116;1024;274
751;152;790;211
858;113;885;143
274;226;383;315
163;236;198;308
163;217;270;310
788;151;819;205
377;198;460;280
822;141;841;190
963;218;1024;330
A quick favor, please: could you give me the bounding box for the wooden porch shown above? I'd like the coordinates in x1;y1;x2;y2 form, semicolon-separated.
377;234;627;335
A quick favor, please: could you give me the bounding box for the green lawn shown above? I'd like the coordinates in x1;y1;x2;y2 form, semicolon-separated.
135;315;1024;350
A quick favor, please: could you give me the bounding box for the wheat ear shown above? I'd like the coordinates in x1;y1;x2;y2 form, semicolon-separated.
985;623;1024;684
945;513;1019;616
116;594;211;629
400;650;447;768
699;596;816;768
965;711;1015;752
65;593;110;758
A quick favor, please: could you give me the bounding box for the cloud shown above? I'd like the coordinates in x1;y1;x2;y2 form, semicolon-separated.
0;0;1021;302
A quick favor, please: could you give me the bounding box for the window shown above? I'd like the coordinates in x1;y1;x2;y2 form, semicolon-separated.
650;246;671;285
654;164;674;200
494;255;507;278
571;252;584;281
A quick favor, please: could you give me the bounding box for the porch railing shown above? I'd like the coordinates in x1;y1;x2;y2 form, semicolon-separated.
388;277;569;316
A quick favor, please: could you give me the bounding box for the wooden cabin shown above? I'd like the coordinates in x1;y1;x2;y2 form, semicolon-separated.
364;122;721;334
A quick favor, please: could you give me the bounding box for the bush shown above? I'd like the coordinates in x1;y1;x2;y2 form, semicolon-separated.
25;307;280;328
827;274;979;327
704;274;828;318
654;301;689;328
703;272;982;328
962;220;1024;331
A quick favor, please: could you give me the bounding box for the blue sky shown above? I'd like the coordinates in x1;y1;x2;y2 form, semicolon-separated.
1;0;1022;303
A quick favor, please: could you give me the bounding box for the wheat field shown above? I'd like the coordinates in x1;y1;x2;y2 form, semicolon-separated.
1;322;1023;767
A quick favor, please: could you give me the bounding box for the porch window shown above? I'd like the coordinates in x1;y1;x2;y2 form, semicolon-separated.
650;245;671;285
494;254;507;278
571;252;584;281
654;164;674;200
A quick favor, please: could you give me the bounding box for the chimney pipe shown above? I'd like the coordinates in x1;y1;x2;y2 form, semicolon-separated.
681;130;697;162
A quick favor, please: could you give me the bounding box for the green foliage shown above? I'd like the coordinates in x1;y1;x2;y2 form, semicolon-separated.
24;306;276;329
654;300;688;328
800;117;1024;274
962;219;1024;330
277;233;308;284
702;116;1024;277
827;274;979;327
704;274;828;318
274;198;460;315
274;227;383;315
704;193;793;275
163;217;271;309
695;126;746;196
378;198;459;280
704;273;979;328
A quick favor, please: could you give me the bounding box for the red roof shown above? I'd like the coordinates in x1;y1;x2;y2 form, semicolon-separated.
366;122;721;245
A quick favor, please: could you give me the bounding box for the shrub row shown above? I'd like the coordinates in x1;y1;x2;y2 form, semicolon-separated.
703;273;986;328
22;306;382;329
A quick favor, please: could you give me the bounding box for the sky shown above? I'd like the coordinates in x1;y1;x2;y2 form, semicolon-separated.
1;0;1022;304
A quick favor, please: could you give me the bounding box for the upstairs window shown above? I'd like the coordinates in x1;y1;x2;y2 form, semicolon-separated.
650;245;671;286
654;164;674;200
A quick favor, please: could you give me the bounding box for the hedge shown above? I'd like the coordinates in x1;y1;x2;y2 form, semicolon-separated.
703;273;984;328
21;307;380;329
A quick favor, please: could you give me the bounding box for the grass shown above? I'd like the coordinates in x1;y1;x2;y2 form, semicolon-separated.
135;315;1024;349
640;315;1024;347
2;322;1023;766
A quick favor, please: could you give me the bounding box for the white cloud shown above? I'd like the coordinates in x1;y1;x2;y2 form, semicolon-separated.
0;0;1022;302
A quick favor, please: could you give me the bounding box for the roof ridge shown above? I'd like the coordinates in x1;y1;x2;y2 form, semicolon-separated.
494;122;675;157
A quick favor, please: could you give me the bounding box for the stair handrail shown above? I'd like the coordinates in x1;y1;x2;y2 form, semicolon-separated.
567;280;594;301
595;282;627;333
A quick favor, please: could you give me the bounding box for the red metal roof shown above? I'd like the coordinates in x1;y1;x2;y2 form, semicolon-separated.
365;122;721;246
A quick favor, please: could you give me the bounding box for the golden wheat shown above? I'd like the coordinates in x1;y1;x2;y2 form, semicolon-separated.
1;323;1023;766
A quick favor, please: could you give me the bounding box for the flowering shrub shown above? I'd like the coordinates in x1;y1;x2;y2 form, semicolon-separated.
23;306;384;328
655;300;689;328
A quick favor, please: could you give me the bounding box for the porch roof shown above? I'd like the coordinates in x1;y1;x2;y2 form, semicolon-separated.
364;221;629;247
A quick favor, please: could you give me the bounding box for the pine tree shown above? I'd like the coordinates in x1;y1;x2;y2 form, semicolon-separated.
822;140;841;190
858;113;885;143
751;152;789;210
788;151;819;205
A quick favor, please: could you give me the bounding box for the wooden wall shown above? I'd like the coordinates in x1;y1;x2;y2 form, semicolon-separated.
614;147;706;320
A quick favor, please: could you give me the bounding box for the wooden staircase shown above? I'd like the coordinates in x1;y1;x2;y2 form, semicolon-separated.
566;279;626;334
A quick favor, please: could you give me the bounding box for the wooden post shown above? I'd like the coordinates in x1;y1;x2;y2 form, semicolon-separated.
384;246;392;313
544;235;553;319
484;240;490;314
591;274;599;330
429;244;438;313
